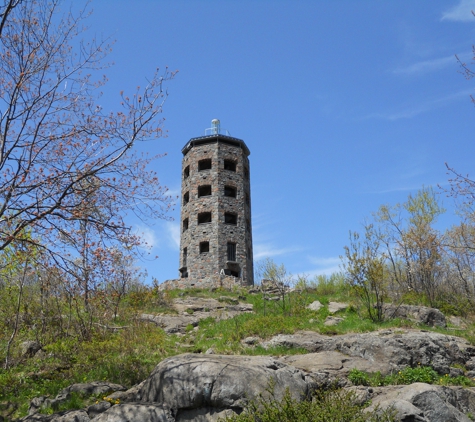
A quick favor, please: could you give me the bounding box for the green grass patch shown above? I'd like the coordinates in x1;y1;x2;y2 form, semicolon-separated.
348;366;475;387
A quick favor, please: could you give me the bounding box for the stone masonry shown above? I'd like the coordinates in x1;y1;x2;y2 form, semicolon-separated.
178;122;254;286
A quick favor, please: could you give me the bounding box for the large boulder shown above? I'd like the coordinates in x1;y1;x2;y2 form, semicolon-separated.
138;353;312;420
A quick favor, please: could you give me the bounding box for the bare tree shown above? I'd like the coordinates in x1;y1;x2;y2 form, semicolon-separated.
0;0;175;265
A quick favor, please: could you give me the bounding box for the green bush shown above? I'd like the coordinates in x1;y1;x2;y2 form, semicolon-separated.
221;386;395;422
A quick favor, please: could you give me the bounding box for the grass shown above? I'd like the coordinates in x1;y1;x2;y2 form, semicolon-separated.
348;366;475;387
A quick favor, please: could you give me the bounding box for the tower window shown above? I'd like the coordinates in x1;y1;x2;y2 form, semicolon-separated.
183;247;187;266
247;247;252;259
183;218;189;232
224;186;237;198
246;218;251;232
245;192;250;205
224;212;237;225
244;166;249;179
198;212;212;224
224;160;236;172
183;165;190;179
200;241;209;253
183;191;189;205
198;185;212;197
227;242;236;261
198;159;212;171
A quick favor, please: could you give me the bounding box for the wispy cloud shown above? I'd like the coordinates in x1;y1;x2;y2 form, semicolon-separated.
441;0;475;22
393;52;471;76
365;88;473;121
393;55;457;75
166;222;180;250
253;243;301;260
135;224;159;249
297;256;342;278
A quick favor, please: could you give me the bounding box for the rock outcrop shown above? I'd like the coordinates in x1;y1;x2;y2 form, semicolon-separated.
140;297;253;334
263;329;474;375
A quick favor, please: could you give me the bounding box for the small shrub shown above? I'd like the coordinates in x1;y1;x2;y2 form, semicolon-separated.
221;385;395;421
348;368;370;386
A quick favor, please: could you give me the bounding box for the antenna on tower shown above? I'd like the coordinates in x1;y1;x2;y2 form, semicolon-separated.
211;119;220;134
205;119;231;136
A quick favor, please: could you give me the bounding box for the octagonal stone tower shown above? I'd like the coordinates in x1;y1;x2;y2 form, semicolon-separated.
178;119;254;286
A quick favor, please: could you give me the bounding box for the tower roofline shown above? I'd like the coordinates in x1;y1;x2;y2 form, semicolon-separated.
182;134;250;157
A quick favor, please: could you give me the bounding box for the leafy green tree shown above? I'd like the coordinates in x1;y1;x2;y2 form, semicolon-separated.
343;224;387;322
374;187;445;306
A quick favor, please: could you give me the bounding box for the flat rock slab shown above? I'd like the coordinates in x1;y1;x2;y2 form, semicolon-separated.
139;353;312;416
328;302;348;314
91;403;173;422
306;300;323;311
61;381;126;397
140;297;253;334
21;410;90;421
324;316;344;326
278;350;388;375
263;329;475;375
173;297;253;313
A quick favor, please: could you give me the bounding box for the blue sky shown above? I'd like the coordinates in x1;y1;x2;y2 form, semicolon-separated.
79;0;475;282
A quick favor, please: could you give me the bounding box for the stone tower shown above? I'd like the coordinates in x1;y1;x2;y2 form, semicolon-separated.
178;119;254;286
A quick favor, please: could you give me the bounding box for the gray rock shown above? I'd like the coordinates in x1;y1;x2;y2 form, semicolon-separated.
328;302;348;314
367;383;473;422
21;410;90;421
261;331;327;352
324;316;344;326
140;297;253;334
365;398;427;421
60;382;126;397
383;305;446;327
306;300;323;311
86;402;111;419
264;329;475;375
175;407;236;421
139;353;311;416
242;336;259;345
90;403;173;422
106;380;146;403
28;396;48;415
21;341;42;358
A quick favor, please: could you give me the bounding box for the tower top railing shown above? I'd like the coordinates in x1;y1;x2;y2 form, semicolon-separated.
205;118;231;136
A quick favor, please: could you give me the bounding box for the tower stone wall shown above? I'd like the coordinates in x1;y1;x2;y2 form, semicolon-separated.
178;129;253;286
